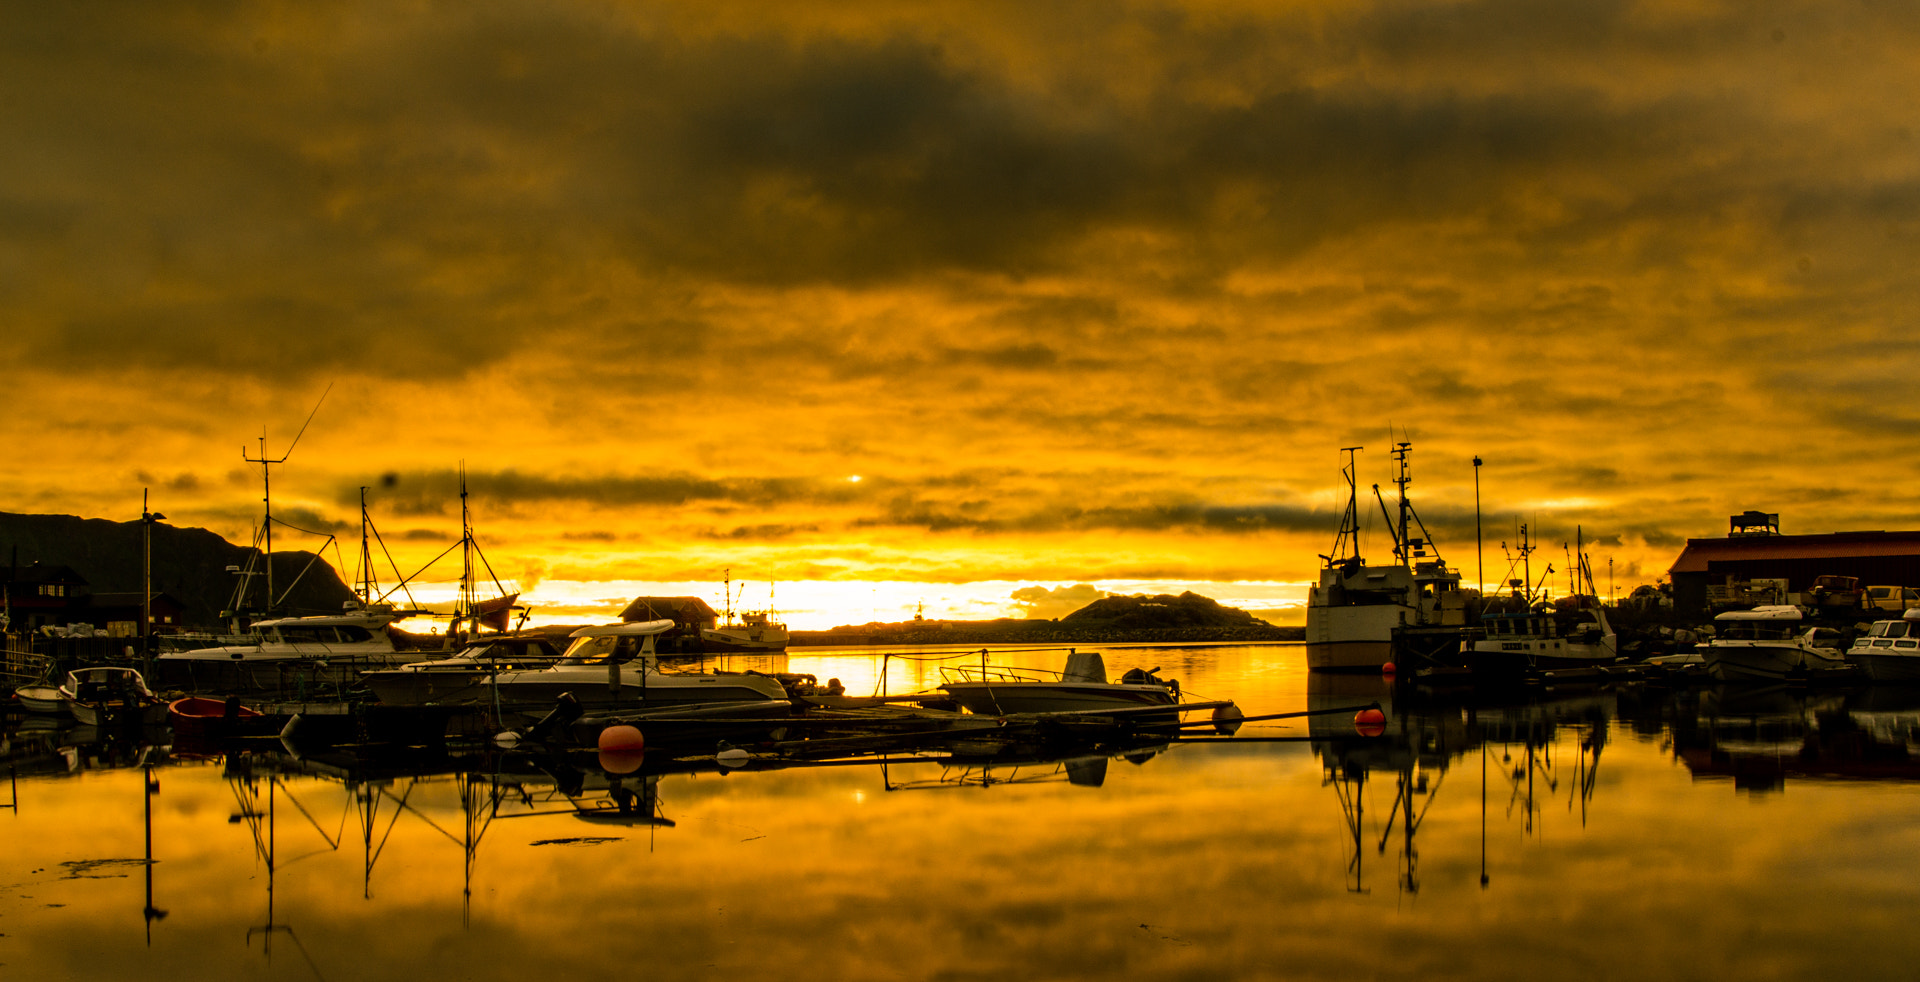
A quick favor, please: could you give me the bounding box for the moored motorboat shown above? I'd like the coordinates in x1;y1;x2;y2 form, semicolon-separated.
1845;608;1920;682
400;620;793;719
168;695;270;744
58;667;168;726
1702;606;1849;681
152;600;431;694
938;651;1180;716
359;635;567;706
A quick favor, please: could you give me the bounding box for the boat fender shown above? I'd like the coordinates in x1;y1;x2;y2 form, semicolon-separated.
716;747;749;769
1211;703;1245;736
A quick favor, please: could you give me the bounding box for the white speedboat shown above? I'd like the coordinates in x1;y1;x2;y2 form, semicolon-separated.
1846;609;1920;682
938;651;1180;715
1702;606;1848;681
152;600;429;693
457;620;792;714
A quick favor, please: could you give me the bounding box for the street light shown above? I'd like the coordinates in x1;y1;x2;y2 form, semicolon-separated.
141;491;165;657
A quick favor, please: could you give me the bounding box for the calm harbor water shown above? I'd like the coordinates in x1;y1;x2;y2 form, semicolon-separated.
4;642;1919;980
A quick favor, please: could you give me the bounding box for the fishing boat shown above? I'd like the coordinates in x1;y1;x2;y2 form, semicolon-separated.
58;667;168;726
1306;444;1469;672
1845;608;1920;682
703;610;790;652
1459;527;1618;674
1701;606;1849;681
938;650;1180;715
701;573;790;652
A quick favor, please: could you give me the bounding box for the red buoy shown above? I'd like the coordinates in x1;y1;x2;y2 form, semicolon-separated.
1354;708;1387;737
1380;661;1397;677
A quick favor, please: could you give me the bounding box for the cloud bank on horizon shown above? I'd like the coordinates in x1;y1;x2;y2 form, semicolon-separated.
2;0;1915;610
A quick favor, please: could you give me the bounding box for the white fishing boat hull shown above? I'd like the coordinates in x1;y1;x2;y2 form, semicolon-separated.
1305;599;1408;672
700;626;789;652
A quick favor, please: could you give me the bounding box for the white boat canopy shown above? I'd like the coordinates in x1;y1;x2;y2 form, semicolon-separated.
569;619;676;638
1715;605;1804;622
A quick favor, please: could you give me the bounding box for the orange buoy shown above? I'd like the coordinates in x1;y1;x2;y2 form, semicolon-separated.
597;724;647;774
598;724;645;753
1380;661;1397;677
1354;707;1387;737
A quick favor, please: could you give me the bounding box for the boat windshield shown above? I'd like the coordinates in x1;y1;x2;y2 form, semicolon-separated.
560;635;648;665
1870;620;1918;639
1716;622;1799;641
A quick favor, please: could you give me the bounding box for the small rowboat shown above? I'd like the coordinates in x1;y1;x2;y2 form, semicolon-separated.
168;695;268;742
14;685;69;716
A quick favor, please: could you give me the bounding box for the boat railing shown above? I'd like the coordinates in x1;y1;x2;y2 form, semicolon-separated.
938;664;1071;686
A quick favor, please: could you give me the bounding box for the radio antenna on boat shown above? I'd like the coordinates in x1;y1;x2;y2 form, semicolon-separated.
240;382;332;616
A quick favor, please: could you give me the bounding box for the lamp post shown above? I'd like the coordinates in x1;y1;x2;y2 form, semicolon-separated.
141;491;165;657
1472;457;1484;599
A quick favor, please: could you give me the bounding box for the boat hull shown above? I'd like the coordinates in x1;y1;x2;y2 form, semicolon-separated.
14;686;68;715
1305;603;1408;672
1850;652;1920;683
938;682;1177;716
1705;642;1846;682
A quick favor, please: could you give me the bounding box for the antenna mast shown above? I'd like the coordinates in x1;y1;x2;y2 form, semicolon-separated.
1327;447;1364;564
239;383;331;616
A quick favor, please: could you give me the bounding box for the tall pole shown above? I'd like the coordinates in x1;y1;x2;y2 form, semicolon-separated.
141;491;164;656
1472;457;1484;599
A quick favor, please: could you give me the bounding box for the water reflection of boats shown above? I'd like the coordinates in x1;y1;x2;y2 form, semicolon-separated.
1310;675;1613;893
1671;688;1920;791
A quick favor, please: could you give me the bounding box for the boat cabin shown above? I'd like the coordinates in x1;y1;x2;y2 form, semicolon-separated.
1859;610;1920;651
1713;605;1806;642
263;623;382;644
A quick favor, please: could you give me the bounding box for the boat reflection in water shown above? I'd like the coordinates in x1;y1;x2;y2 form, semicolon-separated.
1668;684;1920;792
1310;673;1611;894
18;643;1920;981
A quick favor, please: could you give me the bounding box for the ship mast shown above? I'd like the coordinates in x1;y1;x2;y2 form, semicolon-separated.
1325;447;1364;565
357;486;376;606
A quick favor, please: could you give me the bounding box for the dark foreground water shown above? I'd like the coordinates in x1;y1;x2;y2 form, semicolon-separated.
4;642;1919;981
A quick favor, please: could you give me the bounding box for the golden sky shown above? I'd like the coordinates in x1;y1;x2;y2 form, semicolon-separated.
2;0;1914;627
